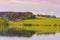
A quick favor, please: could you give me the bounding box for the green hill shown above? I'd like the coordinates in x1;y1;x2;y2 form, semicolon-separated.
0;12;60;36
8;16;60;34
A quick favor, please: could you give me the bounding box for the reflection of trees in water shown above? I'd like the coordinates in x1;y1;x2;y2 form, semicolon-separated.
37;32;55;35
0;28;56;37
0;28;35;37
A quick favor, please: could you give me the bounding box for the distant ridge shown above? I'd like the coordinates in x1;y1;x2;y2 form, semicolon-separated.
0;12;35;21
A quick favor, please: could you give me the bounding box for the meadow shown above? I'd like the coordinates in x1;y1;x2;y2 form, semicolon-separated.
8;16;60;35
0;12;60;36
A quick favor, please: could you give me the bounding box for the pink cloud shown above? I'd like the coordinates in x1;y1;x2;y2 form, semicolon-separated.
10;0;60;8
0;0;60;11
38;1;60;8
47;0;60;4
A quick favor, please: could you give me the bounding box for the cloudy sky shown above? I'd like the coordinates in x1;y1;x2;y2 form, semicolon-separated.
0;0;60;17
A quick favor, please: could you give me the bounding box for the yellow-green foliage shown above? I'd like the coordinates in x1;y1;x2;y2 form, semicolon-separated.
0;18;8;30
8;16;60;34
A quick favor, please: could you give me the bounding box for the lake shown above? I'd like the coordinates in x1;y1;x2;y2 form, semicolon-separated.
0;33;60;40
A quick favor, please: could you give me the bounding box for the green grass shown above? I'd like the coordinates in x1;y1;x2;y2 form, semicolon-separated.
8;16;60;34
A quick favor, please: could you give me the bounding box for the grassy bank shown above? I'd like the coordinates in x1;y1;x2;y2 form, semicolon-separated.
8;16;60;34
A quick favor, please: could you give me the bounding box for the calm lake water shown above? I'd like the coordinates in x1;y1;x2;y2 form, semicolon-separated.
0;33;60;40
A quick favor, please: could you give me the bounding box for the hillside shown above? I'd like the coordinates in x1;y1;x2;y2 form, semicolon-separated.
0;12;60;37
8;16;60;34
0;12;35;21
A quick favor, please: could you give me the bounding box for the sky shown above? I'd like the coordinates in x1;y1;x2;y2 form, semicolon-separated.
0;0;60;17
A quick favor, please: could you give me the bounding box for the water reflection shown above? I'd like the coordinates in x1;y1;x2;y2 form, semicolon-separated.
0;33;60;40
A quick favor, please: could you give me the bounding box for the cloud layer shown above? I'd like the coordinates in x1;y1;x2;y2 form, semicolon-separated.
0;0;60;17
